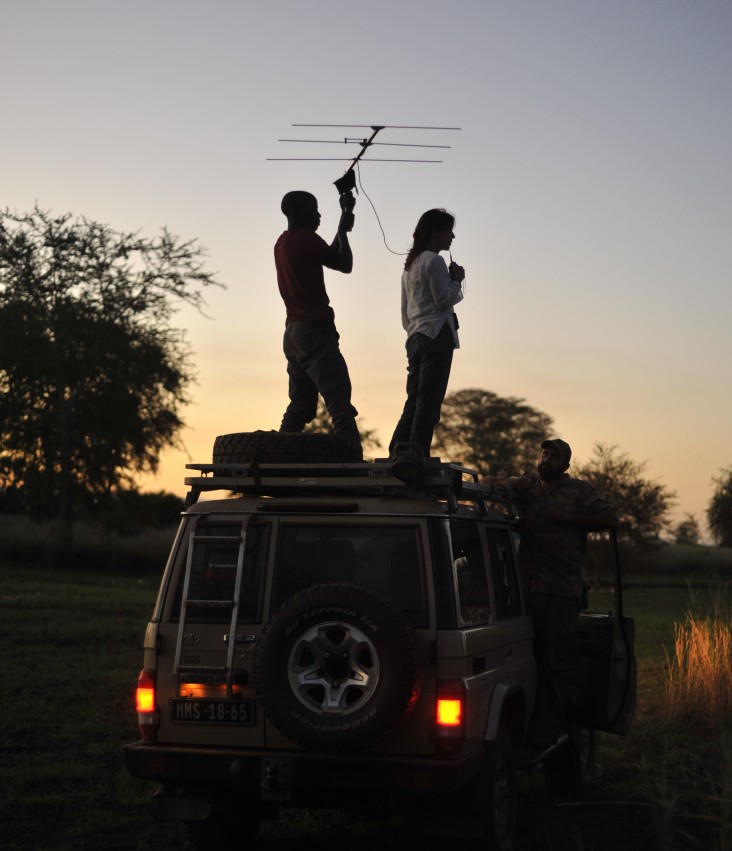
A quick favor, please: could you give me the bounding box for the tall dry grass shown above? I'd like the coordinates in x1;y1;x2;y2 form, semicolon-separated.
665;582;732;726
650;582;732;849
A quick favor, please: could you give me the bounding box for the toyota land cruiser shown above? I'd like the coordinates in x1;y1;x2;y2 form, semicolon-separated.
123;433;636;850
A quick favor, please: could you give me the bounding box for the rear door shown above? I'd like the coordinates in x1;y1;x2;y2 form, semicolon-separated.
263;517;438;754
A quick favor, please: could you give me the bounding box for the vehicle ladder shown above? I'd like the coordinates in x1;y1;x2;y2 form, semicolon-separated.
172;516;252;697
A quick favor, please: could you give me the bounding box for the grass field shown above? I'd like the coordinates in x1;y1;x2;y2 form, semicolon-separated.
1;560;730;851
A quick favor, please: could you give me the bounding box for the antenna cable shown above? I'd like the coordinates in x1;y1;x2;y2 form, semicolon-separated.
356;163;407;258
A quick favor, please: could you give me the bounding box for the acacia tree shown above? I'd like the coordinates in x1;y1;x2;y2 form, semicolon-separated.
574;444;676;544
707;467;732;547
431;388;553;474
0;206;221;521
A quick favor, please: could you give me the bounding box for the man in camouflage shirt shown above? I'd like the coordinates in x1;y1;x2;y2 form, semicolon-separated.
482;438;618;749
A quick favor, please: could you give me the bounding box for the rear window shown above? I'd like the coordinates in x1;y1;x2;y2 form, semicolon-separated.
273;524;427;625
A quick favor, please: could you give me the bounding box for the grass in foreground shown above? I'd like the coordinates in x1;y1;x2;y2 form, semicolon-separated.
0;563;729;850
648;581;732;851
0;563;165;851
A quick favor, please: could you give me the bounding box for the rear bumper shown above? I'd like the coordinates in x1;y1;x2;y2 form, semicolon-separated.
122;740;483;805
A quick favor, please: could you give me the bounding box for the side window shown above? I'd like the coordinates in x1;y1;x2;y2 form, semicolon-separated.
172;520;268;623
489;529;522;619
451;521;491;625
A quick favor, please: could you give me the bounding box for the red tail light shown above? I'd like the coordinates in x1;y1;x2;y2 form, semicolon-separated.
435;680;466;754
136;669;158;741
437;697;462;727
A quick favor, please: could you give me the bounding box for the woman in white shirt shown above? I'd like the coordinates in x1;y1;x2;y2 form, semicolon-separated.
389;208;465;458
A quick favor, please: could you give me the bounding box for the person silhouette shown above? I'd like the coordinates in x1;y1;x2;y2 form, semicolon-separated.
274;190;361;453
389;208;465;458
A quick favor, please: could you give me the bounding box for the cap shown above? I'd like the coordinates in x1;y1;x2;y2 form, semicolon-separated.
541;438;572;460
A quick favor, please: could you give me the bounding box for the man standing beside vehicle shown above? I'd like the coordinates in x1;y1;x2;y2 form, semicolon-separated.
481;438;619;750
275;189;361;454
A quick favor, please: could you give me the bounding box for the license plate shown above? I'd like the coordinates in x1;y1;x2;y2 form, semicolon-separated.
170;698;254;725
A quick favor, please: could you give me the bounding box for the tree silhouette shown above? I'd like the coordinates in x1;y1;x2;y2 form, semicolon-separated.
708;468;732;547
0;206;222;522
432;387;553;474
673;513;702;546
574;444;676;544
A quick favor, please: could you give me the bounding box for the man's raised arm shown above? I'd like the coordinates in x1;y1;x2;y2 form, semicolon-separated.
323;210;354;273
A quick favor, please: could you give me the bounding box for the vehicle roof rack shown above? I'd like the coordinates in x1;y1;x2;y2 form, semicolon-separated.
183;459;516;517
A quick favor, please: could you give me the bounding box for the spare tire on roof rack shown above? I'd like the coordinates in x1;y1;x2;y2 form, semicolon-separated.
212;431;363;465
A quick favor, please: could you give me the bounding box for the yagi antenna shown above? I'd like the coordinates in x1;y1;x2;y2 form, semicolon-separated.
291;124;461;130
267;123;461;250
267;123;461;197
277;140;452;149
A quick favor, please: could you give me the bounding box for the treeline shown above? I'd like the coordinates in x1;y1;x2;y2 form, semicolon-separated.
432;387;732;548
0;486;183;532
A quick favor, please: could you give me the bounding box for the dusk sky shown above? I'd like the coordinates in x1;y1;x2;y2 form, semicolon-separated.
3;0;731;536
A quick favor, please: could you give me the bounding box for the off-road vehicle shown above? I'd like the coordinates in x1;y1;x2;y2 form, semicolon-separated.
123;432;636;849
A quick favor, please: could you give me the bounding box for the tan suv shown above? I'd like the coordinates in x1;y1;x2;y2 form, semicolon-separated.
123;433;636;851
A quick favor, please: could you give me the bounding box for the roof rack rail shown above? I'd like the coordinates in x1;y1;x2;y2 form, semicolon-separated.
183;459;517;517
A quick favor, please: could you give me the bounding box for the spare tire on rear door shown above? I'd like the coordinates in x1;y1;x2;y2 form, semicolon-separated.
253;584;420;752
213;431;362;464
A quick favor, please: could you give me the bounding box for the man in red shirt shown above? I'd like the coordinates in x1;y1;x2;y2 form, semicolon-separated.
275;191;360;451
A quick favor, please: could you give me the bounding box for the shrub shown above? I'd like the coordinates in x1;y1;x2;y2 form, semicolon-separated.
674;513;702;546
0;513;176;573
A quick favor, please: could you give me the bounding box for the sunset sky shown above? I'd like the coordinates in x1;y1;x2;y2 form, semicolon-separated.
3;0;731;537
